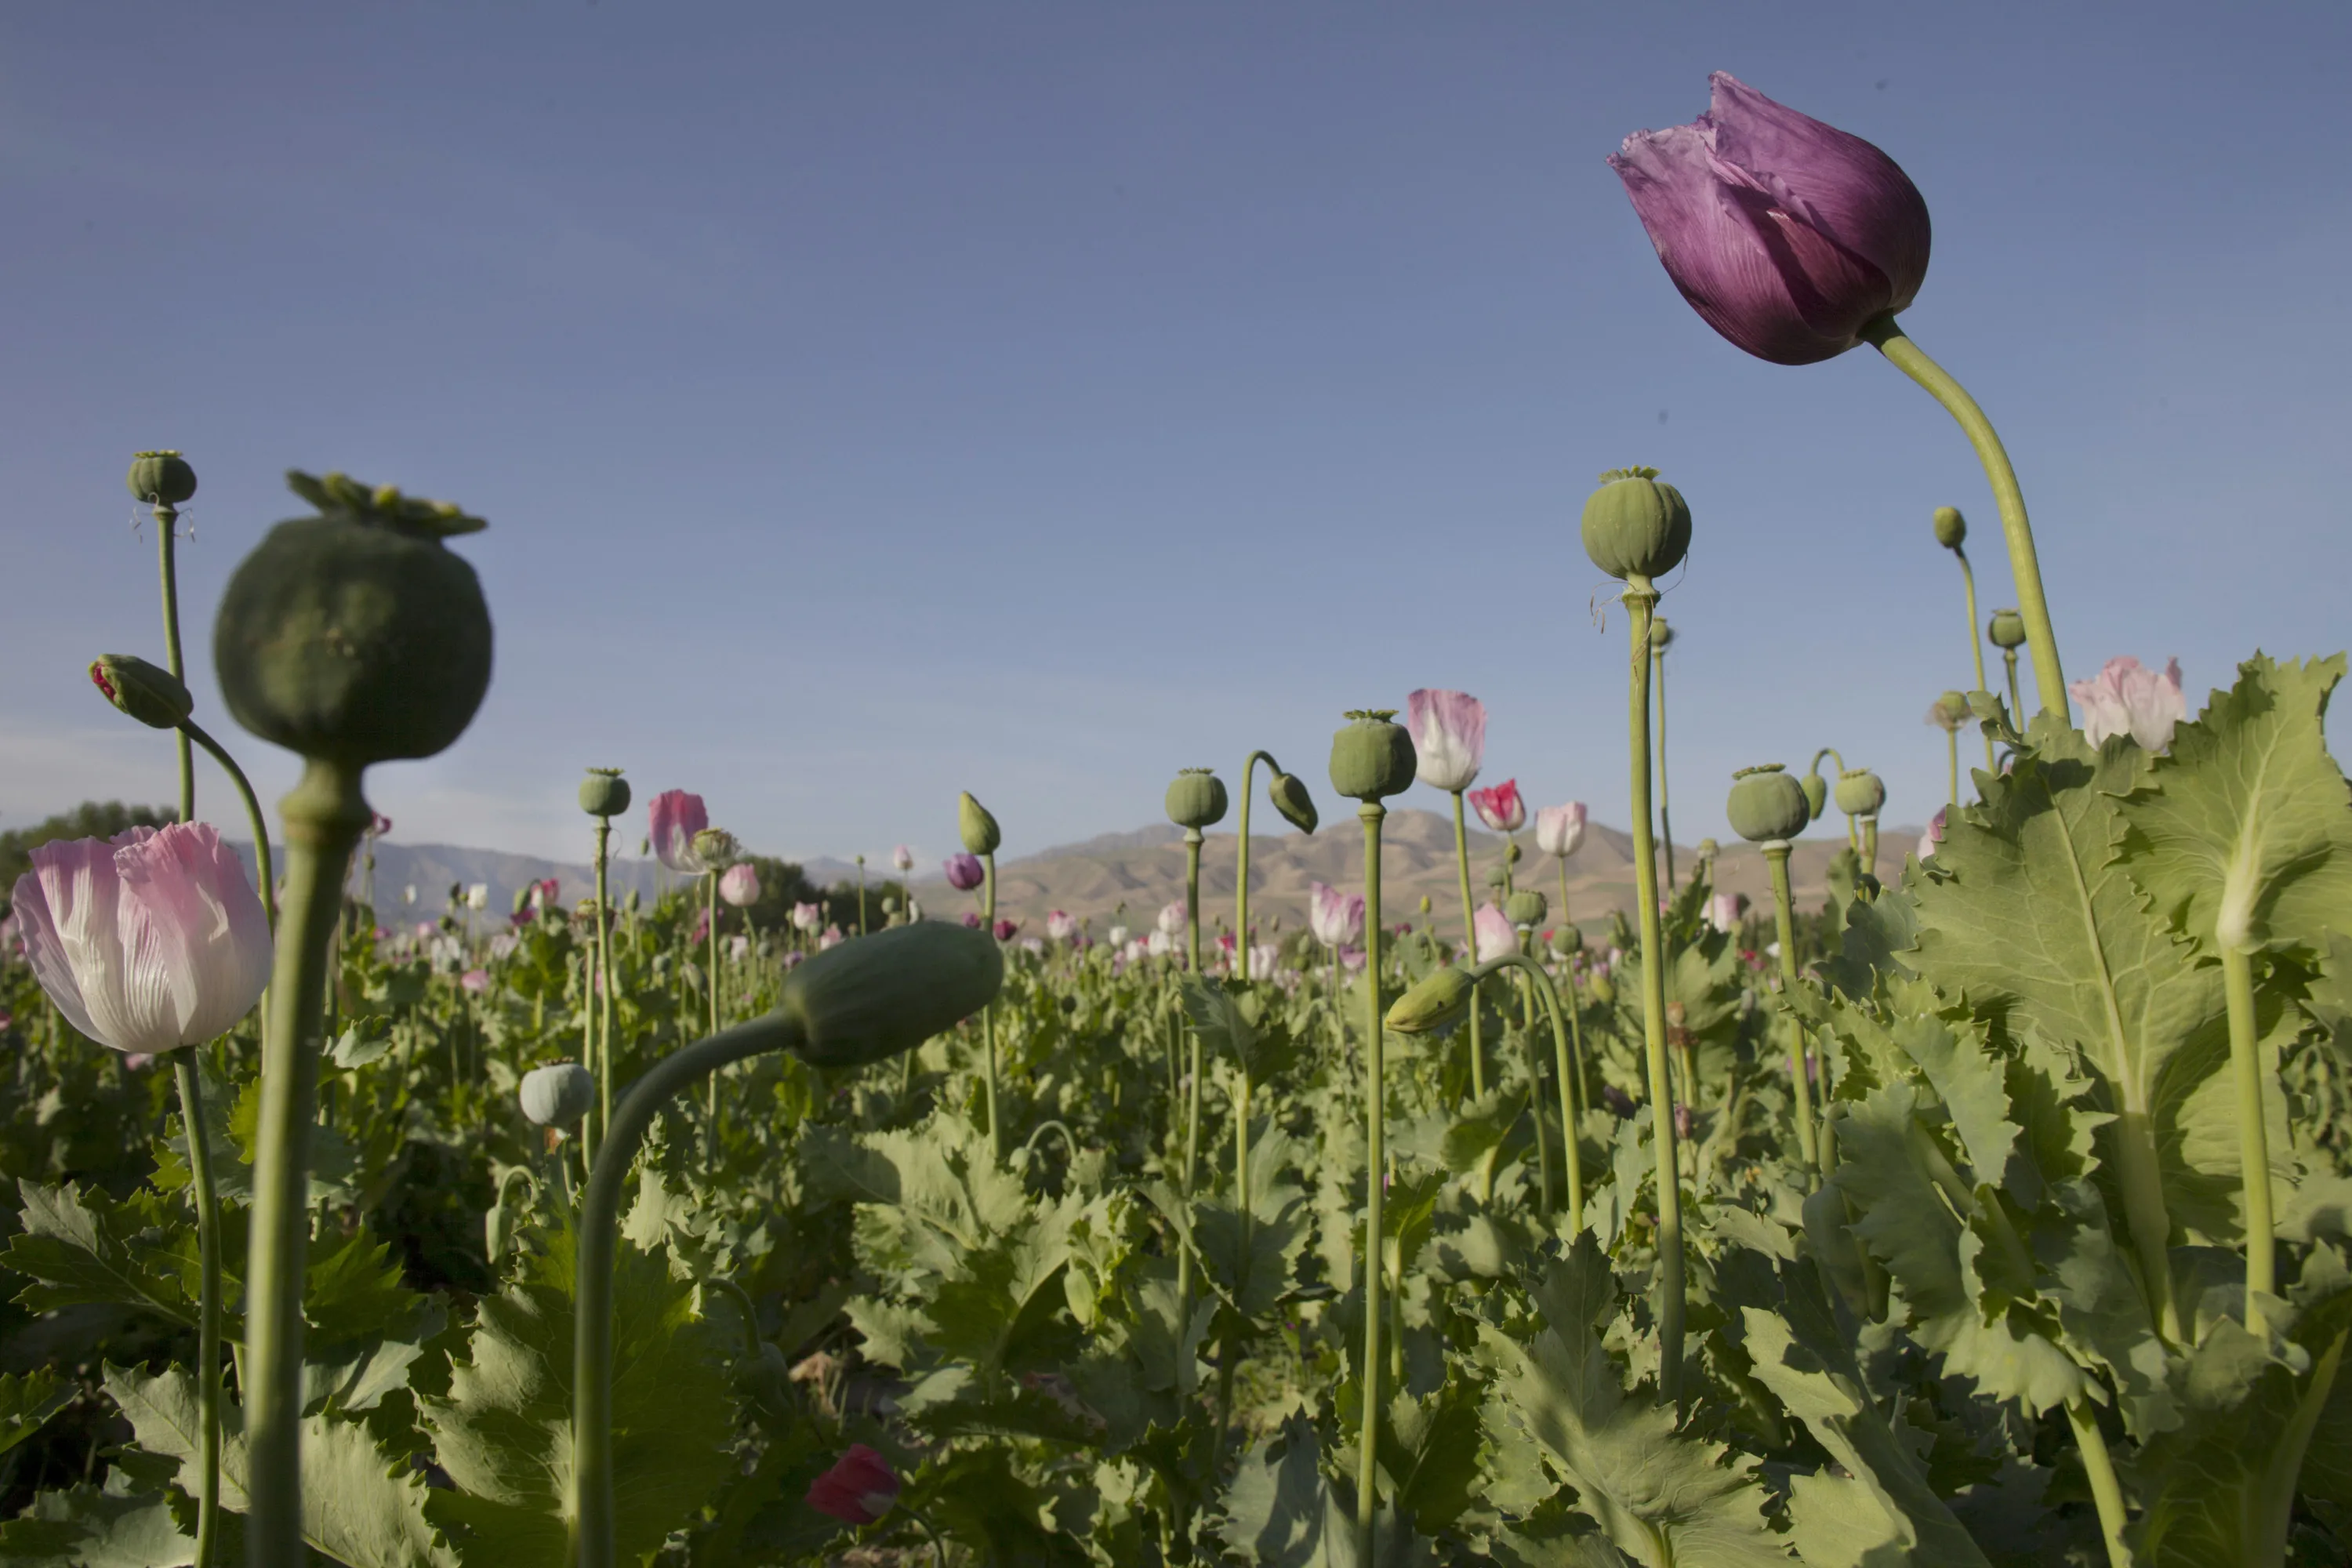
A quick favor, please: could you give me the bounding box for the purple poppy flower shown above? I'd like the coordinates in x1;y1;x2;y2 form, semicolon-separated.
1610;73;1930;366
648;789;709;873
943;852;985;892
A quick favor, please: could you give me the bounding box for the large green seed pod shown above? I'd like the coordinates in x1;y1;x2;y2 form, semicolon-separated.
579;768;631;818
1164;768;1229;830
127;450;198;506
1268;771;1319;834
212;471;491;768
1328;710;1416;801
958;792;1002;855
1726;764;1811;843
1987;608;2027;651
1385;967;1475;1035
782;919;1005;1069
1580;466;1691;582
1505;888;1547;928
1551;922;1584;956
1932;506;1966;550
89;653;193;731
1834;768;1886;817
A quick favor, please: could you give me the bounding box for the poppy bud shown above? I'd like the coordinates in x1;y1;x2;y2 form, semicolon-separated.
1385;967;1475;1035
1649;617;1675;650
1932;506;1966;550
519;1062;595;1127
1164;768;1229;831
579;767;631;818
1834;768;1886;817
1328;710;1417;801
127;449;198;507
1580;466;1691;582
781;919;1005;1069
958;792;1002;856
1552;923;1584;955
89;653;193;730
1799;768;1829;820
1726;764;1811;843
212;470;492;768
1988;608;2027;650
1506;889;1547;929
1268;771;1319;834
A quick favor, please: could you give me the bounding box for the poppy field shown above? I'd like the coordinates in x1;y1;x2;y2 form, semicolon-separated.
6;71;2352;1568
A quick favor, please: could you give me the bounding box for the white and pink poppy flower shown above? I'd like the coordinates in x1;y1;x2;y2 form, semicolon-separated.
1468;779;1526;834
720;864;762;907
1474;903;1516;964
1535;803;1588;858
1308;881;1367;950
1045;910;1080;943
648;789;710;873
2071;656;2187;753
1406;688;1486;793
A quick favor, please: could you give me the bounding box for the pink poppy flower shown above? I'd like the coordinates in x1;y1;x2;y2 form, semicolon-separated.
1308;882;1366;949
1405;689;1486;793
460;969;490;995
806;1444;900;1526
720;865;762;907
1474;904;1516;964
1468;779;1526;833
1045;910;1079;942
2070;656;2187;753
943;854;985;892
1535;803;1588;858
648;790;710;873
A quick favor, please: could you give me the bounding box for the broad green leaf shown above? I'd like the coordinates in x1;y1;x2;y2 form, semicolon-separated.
107;1362;455;1567
0;1483;195;1568
2116;654;2352;956
1214;1411;1352;1567
0;1368;72;1456
1181;976;1303;1081
4;1180;194;1327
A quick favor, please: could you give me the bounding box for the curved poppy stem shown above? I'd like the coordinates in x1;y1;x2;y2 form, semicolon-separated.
153;500;195;826
1472;950;1580;1229
172;1051;223;1568
570;1014;801;1568
1864;317;2067;716
180;719;274;929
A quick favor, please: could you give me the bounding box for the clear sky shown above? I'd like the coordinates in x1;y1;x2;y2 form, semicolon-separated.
4;2;2347;869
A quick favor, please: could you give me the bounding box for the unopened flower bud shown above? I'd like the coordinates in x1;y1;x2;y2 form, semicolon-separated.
1384;967;1475;1035
1268;771;1319;834
957;792;1002;856
1932;506;1966;550
89;653;194;730
781;920;1005;1069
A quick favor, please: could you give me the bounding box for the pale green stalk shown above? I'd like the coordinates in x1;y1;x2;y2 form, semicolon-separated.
982;851;1001;1160
181;719;275;927
1498;944;1558;1218
1624;579;1684;1408
1953;546;1998;773
154;499;195;825
1864;318;2067;713
1947;725;1960;811
593;818;614;1160
1861;815;1880;884
1654;641;1675;894
245;759;371;1566
2003;647;2024;724
1449;790;1486;1099
172;1052;223;1568
1353;800;1387;1566
1176;829;1203;1327
2066;1398;2132;1568
704;869;722;1162
1553;858;1588;1176
2224;942;2274;1330
1763;844;1819;1178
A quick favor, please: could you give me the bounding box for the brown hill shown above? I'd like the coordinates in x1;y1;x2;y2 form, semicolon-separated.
910;808;1918;938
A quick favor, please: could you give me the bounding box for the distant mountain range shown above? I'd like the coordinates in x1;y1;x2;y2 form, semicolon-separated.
231;809;1918;934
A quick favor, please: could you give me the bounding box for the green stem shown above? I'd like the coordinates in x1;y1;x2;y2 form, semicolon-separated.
705;872;722;1162
181;720;275;928
1955;547;1998;775
1764;845;1819;1179
1354;800;1386;1567
1493;949;1575;1222
245;759;371;1567
1654;645;1674;895
1177;830;1203;1330
1947;727;1959;812
2223;942;2274;1330
983;852;1001;1162
1554;858;1588;1225
570;1014;802;1568
1864;317;2067;714
173;1051;223;1568
1238;751;1279;980
1624;580;1684;1409
2004;648;2024;724
1449;791;1485;1100
2067;1397;2132;1568
1861;816;1880;884
155;503;195;826
593;818;614;1162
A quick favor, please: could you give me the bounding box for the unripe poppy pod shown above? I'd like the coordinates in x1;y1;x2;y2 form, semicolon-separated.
1933;506;1966;550
1505;889;1547;929
782;919;1005;1069
1834;768;1886;817
957;792;1001;856
1799;769;1829;820
1385;967;1475;1035
127;449;198;506
579;768;631;818
1552;923;1584;956
1726;764;1810;844
1163;768;1229;831
1268;771;1319;834
1580;466;1691;582
519;1062;595;1127
1328;710;1417;801
1649;617;1675;650
89;653;193;730
212;471;491;768
1988;608;2027;650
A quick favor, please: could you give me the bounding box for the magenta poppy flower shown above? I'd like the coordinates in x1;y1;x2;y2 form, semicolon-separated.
369;812;393;837
648;790;709;873
993;919;1019;942
720;865;762;907
1406;689;1486;793
1535;803;1588;858
9;823;272;1058
943;853;985;892
2069;656;2187;753
1610;73;1931;366
806;1443;901;1526
963;912;983;929
1468;779;1526;834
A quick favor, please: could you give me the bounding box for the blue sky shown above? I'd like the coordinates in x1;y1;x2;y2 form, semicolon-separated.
4;2;2347;869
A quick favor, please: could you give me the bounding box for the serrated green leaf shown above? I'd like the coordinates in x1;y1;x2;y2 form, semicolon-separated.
0;1483;195;1568
4;1179;194;1327
0;1368;73;1456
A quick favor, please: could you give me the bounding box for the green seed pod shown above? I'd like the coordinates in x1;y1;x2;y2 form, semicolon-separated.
691;828;741;870
1268;771;1319;834
1484;864;1508;891
1988;608;2027;651
1929;690;1972;732
958;792;1002;855
1580;466;1692;582
579;767;631;818
1385;967;1475;1036
1587;969;1616;1006
1834;768;1886;818
782;919;1005;1069
127;450;198;506
1932;506;1966;550
1328;710;1417;801
1163;768;1229;831
519;1062;595;1127
1799;768;1829;820
212;470;492;768
1505;889;1547;929
1649;616;1675;650
89;653;193;730
1551;923;1584;956
1726;764;1811;844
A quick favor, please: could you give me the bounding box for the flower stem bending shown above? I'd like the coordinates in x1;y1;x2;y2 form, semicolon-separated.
1474;952;1580;1231
245;759;371;1567
180;719;274;928
173;1050;224;1568
1864;317;2067;715
1624;578;1685;1408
